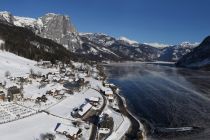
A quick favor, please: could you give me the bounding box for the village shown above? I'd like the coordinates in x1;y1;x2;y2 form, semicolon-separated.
0;54;131;140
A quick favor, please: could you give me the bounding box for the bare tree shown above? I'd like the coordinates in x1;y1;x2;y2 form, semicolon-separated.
30;68;34;75
5;70;11;78
40;133;56;140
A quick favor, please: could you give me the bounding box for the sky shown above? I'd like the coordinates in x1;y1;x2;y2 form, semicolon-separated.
0;0;210;45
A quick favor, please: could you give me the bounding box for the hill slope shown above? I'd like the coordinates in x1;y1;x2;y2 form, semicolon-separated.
0;21;82;63
176;36;210;68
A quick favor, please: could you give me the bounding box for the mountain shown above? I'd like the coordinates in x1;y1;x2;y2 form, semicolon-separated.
176;36;210;68
0;11;82;52
158;42;198;61
0;20;86;64
79;33;160;61
144;42;169;48
0;11;161;61
0;11;198;62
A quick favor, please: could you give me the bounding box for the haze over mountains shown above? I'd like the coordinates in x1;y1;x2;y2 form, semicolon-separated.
0;11;209;68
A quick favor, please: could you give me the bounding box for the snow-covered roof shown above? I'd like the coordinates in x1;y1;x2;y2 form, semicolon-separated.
104;88;113;95
88;97;99;102
55;123;79;136
78;103;92;116
108;96;114;100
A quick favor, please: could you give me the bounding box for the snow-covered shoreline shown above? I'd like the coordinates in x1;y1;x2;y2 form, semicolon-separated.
102;66;146;140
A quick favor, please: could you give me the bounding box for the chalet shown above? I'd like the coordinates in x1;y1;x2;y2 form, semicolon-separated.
104;83;110;87
40;78;50;84
103;88;114;102
78;78;85;86
7;86;23;102
0;91;5;101
65;89;74;95
72;102;92;118
98;113;113;134
60;68;66;73
36;95;47;103
86;97;100;106
0;82;6;88
78;102;92;117
54;123;82;139
37;60;52;68
63;81;80;92
65;71;72;77
52;76;60;82
48;89;62;97
16;76;29;84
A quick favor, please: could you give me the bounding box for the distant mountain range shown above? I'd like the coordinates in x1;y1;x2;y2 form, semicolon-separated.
1;11;208;67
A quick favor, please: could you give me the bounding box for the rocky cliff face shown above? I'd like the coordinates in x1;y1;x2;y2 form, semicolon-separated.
37;13;81;52
0;11;82;52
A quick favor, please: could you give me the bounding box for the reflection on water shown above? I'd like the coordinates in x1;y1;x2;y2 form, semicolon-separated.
104;63;210;139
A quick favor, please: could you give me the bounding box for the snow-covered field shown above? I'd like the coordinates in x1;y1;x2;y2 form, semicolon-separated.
0;113;74;140
47;88;103;120
0;50;56;80
0;102;37;123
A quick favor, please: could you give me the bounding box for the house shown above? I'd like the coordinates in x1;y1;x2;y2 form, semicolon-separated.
37;60;52;68
104;83;110;87
60;68;66;73
78;102;92;117
16;76;29;84
7;86;23;102
36;95;47;103
48;89;62;97
54;123;82;139
77;102;92;118
103;88;114;102
0;91;5;101
0;82;5;88
98;113;112;134
86;97;100;106
63;81;81;92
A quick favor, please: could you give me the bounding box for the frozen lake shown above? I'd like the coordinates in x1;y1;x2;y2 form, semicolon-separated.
105;62;210;139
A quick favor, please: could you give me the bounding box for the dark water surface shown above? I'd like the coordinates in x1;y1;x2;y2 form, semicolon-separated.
104;62;210;140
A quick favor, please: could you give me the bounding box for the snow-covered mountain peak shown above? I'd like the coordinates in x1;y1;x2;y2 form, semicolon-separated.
0;11;14;23
180;41;199;47
144;42;170;48
0;11;11;17
13;16;36;27
118;36;139;45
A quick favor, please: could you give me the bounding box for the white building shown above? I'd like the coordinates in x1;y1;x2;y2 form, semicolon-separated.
55;123;81;138
78;102;92;117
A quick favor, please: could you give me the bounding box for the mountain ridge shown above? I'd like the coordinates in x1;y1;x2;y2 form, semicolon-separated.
176;36;210;69
0;11;199;62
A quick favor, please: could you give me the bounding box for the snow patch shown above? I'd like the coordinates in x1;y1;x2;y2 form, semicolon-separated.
0;39;5;45
144;42;169;48
118;36;138;45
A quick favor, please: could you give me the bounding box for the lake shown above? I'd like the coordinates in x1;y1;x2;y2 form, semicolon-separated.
104;62;210;140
